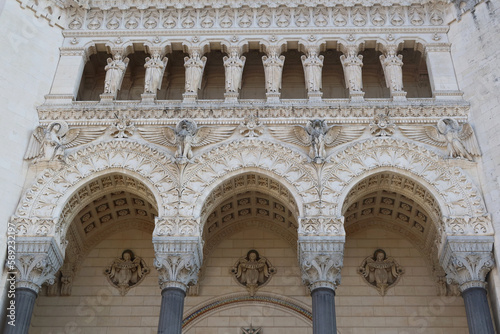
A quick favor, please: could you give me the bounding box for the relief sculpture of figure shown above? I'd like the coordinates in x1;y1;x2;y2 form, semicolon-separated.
184;51;207;93
223;50;246;93
104;53;129;97
24;121;106;163
144;52;168;94
231;250;276;296
400;118;481;161
301;50;324;92
380;48;404;93
104;250;150;296
358;249;404;296
262;49;285;93
340;46;363;92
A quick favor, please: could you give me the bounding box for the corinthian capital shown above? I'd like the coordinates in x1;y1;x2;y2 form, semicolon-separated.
14;237;64;293
440;236;495;291
298;236;345;291
153;236;202;291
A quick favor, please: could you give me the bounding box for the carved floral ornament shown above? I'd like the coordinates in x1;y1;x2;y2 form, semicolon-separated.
231;250;276;296
104;249;150;295
358;249;404;296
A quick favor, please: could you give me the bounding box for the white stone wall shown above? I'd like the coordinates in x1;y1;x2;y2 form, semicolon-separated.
0;0;63;322
448;0;500;328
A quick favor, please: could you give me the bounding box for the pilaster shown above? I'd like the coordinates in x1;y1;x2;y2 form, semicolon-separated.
425;44;464;101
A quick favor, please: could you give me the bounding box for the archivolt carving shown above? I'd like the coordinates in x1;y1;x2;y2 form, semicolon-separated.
322;138;488;222
183;139;318;218
15;141;177;244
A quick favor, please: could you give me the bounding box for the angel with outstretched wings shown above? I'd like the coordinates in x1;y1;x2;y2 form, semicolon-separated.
139;120;234;161
24;121;106;162
270;119;365;161
400;118;480;161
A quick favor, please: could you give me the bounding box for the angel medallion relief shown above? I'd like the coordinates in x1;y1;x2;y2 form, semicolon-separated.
358;249;404;296
231;250;276;296
104;250;150;296
270;119;364;162
139;120;235;163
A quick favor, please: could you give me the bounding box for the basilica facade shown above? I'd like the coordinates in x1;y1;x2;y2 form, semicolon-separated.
0;0;499;333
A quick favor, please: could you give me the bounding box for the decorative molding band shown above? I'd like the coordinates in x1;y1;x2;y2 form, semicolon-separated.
182;293;312;329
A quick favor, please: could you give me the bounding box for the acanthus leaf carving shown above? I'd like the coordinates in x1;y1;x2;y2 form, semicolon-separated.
299;217;345;236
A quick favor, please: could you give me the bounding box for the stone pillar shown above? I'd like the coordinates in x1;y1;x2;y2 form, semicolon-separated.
262;46;285;103
340;44;364;102
379;45;407;101
153;217;202;334
183;49;207;103
425;44;463;101
223;47;246;103
440;235;496;334
44;48;89;104
141;46;168;104
3;236;63;334
298;217;345;334
301;46;324;102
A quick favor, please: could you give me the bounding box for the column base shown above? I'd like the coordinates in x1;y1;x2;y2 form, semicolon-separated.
349;91;365;102
433;90;464;101
224;92;239;103
391;91;407;102
100;93;115;103
266;92;281;104
43;94;74;105
308;91;323;103
141;93;156;104
182;92;197;103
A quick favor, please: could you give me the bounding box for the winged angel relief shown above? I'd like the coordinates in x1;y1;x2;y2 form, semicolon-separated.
24;121;105;163
270;119;364;162
139;120;234;163
400;118;480;161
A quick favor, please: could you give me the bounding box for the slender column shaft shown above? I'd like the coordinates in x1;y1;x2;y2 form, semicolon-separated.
4;288;37;334
311;287;337;334
462;287;495;334
157;287;186;334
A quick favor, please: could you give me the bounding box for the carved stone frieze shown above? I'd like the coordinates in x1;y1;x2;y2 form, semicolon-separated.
153;236;202;291
14;237;64;293
154;217;201;237
298;237;345;291
298;217;345;237
440;236;495;291
443;215;494;236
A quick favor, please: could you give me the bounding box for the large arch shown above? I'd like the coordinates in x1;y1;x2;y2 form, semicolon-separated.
182;139;318;219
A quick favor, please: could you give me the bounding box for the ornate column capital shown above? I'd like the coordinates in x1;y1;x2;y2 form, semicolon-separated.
440;236;495;291
153;234;203;292
298;235;345;291
14;237;64;293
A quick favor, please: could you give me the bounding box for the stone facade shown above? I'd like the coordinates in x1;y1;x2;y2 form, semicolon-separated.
1;0;499;332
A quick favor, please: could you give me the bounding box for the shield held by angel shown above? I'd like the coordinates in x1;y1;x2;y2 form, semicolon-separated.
24;121;106;163
400;118;480;161
139;120;235;162
270;119;365;162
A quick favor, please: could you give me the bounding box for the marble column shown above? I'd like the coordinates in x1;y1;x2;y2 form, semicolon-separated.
311;287;337;334
153;218;203;334
157;287;186;334
4;288;37;334
298;217;345;334
440;235;495;334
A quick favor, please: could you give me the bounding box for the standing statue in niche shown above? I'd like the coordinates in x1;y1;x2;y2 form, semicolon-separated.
231;250;276;296
379;48;404;93
144;52;168;94
104;249;150;296
184;51;207;93
340;47;363;92
223;50;246;93
103;53;129;97
301;50;324;92
358;249;404;296
24;121;106;163
262;49;285;93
